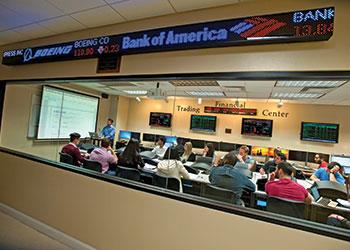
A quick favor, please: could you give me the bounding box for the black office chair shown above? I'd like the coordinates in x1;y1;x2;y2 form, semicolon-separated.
266;196;306;219
83;159;102;172
116;165;141;181
201;184;240;205
153;174;180;192
59;152;74;165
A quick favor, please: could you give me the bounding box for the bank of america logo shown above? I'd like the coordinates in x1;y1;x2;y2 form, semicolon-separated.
230;17;286;38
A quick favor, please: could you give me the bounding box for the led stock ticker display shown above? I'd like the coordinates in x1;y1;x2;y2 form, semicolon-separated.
2;7;334;65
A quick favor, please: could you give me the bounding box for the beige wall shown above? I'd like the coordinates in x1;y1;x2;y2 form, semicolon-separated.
0;83;115;161
0;0;350;81
0;151;349;250
124;97;350;155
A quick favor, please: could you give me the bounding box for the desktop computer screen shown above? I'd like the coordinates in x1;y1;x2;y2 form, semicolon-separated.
142;133;156;142
165;136;177;144
119;130;131;140
191;139;205;149
331;155;350;175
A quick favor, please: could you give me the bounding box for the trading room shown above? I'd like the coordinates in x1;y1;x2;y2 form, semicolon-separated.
1;78;350;229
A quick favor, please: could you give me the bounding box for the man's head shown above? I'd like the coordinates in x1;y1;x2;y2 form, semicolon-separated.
223;153;238;166
327;162;343;174
276;162;294;179
157;137;165;147
101;138;110;148
69;132;81;145
314;154;325;164
239;145;250;158
107;118;113;126
274;152;287;164
274;147;282;157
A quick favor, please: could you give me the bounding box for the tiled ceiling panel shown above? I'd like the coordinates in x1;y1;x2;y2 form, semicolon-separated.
13;23;56;39
169;0;239;12
47;0;106;14
39;16;86;34
110;0;175;21
70;5;125;27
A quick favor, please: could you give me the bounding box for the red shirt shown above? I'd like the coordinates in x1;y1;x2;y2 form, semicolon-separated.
61;143;84;166
319;161;328;169
265;178;308;202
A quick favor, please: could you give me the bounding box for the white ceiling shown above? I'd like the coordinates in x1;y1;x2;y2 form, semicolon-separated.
70;80;350;106
0;0;250;46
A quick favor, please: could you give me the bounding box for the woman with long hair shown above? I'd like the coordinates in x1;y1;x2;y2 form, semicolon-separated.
118;138;145;169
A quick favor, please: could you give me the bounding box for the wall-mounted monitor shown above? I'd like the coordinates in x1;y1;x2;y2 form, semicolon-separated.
190;115;217;132
149;112;172;127
241;118;273;137
300;122;339;143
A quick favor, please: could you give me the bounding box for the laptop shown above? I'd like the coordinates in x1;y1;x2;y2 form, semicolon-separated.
195;156;213;165
310;186;337;207
256;178;268;191
89;132;99;138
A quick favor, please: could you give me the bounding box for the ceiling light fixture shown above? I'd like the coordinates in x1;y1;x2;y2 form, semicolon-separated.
276;81;347;88
272;92;323;99
277;99;284;108
122;90;148;95
136;97;141;102
186;91;225;97
198;98;202;104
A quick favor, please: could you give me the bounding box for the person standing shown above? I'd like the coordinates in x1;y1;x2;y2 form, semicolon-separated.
100;118;116;147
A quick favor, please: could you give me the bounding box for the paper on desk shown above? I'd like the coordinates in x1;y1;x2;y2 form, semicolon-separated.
337;199;350;208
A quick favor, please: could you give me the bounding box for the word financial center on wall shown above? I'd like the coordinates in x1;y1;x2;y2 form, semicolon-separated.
2;7;334;65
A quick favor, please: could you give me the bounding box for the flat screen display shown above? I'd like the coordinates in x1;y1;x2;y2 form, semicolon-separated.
149;112;172;127
288;150;307;162
142;133;156;142
190;139;205;149
119;130;131;140
301;122;339;143
190;115;217;132
165;136;177;144
37;86;99;139
241;118;273;137
130;132;141;141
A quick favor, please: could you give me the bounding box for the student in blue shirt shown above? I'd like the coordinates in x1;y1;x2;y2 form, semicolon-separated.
99;118;116;148
310;162;345;184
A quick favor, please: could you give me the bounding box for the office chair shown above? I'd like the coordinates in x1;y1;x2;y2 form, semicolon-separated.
153;174;180;192
314;181;348;200
59;152;74;165
116;165;141;181
83;159;102;172
201;184;240;205
266;196;306;219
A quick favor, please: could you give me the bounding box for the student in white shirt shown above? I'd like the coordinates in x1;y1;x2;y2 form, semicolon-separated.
152;137;168;159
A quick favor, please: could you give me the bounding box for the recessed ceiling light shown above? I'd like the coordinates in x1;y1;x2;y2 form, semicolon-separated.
276;81;346;88
122;90;147;95
272;92;323;99
186;91;225;97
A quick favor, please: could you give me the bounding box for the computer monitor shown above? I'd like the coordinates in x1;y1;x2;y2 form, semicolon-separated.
330;155;350;175
205;141;219;151
191;139;205;149
119;130;131;140
165;136;177;144
142;133;156;142
310;186;321;201
288;150;307;162
219;142;235;152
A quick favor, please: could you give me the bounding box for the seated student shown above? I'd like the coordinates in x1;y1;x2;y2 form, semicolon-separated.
118;138;145;169
61;132;86;166
310;162;345;184
260;151;287;175
265;162;312;204
202;143;218;165
156;147;190;192
314;153;328;169
152;137;168;159
89;138;118;174
180;142;196;162
209;153;256;206
237;145;255;170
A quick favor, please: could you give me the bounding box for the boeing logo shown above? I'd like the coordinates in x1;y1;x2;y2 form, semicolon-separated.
23;45;73;63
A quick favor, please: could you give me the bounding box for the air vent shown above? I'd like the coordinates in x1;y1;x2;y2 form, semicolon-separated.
170;80;219;86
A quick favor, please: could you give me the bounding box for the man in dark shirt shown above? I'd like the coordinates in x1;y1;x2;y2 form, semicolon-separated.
314;153;328;169
61;132;86;166
260;151;286;175
209;153;256;205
